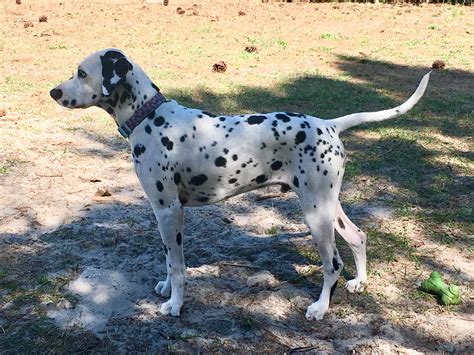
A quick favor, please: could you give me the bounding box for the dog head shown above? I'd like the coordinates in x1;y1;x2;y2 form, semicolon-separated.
50;48;133;109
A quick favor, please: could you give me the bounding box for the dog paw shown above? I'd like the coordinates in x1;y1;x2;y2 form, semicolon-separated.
305;300;328;321
345;279;366;293
160;300;182;317
155;280;171;297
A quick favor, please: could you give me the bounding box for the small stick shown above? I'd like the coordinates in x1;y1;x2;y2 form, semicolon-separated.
219;262;264;270
254;193;285;201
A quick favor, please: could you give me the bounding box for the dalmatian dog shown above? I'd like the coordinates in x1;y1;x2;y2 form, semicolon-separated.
50;48;430;320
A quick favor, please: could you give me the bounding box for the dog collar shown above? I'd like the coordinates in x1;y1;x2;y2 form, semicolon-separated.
118;92;166;138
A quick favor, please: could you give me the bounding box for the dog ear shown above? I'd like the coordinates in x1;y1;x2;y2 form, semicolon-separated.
100;50;133;96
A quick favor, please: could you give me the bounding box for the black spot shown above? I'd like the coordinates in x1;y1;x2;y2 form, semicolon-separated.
190;174;208;186
317;128;323;135
154;116;165;126
161;137;174;151
323;170;328;176
62;100;69;106
92;94;97;100
176;232;182;246
223;148;229;154
197;196;209;203
156;181;164;192
145;125;152;134
330;281;338;301
215;156;227;167
332;257;340;271
229;178;237;184
159;199;164;205
275;113;291;122
180;135;187;142
293;176;299;188
247;115;266;125
174;173;181;185
255;175;268;184
280;184;291;193
133;144;146;157
271;161;283;171
71;99;77;106
337;217;345;230
295;131;306;145
219;117;226;122
232;154;238;161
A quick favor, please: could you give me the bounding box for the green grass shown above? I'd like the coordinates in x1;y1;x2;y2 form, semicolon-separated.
274;38;288;49
320;32;340;40
293;245;320;265
367;229;419;264
265;226;279;236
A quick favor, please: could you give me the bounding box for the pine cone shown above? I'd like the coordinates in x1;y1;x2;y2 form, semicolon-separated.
245;46;257;53
212;61;227;73
432;60;445;70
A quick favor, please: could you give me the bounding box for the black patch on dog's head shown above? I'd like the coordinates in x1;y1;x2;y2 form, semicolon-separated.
101;50;133;96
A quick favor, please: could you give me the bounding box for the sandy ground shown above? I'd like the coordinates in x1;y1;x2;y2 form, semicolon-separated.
1;0;473;352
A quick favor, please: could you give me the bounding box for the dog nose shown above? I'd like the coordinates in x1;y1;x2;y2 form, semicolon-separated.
50;88;63;100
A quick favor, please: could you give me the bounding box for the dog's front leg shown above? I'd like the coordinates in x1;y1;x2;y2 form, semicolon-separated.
151;200;185;317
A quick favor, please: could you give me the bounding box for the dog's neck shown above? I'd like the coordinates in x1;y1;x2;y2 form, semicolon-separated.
97;65;161;127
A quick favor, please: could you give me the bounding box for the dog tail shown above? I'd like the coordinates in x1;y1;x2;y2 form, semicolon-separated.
329;72;431;133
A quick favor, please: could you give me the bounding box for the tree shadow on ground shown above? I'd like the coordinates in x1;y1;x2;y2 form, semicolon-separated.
1;197;471;352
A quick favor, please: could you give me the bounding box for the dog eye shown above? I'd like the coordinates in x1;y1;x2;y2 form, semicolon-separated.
78;69;87;79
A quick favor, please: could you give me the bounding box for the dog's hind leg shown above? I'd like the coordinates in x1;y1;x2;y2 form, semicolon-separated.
334;202;367;293
151;200;186;317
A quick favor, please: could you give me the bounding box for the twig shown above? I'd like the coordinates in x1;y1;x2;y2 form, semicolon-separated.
254;193;285;201
219;262;264;270
35;172;63;177
290;345;321;353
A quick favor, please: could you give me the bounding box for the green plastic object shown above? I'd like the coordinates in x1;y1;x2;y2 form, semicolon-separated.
420;271;461;306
